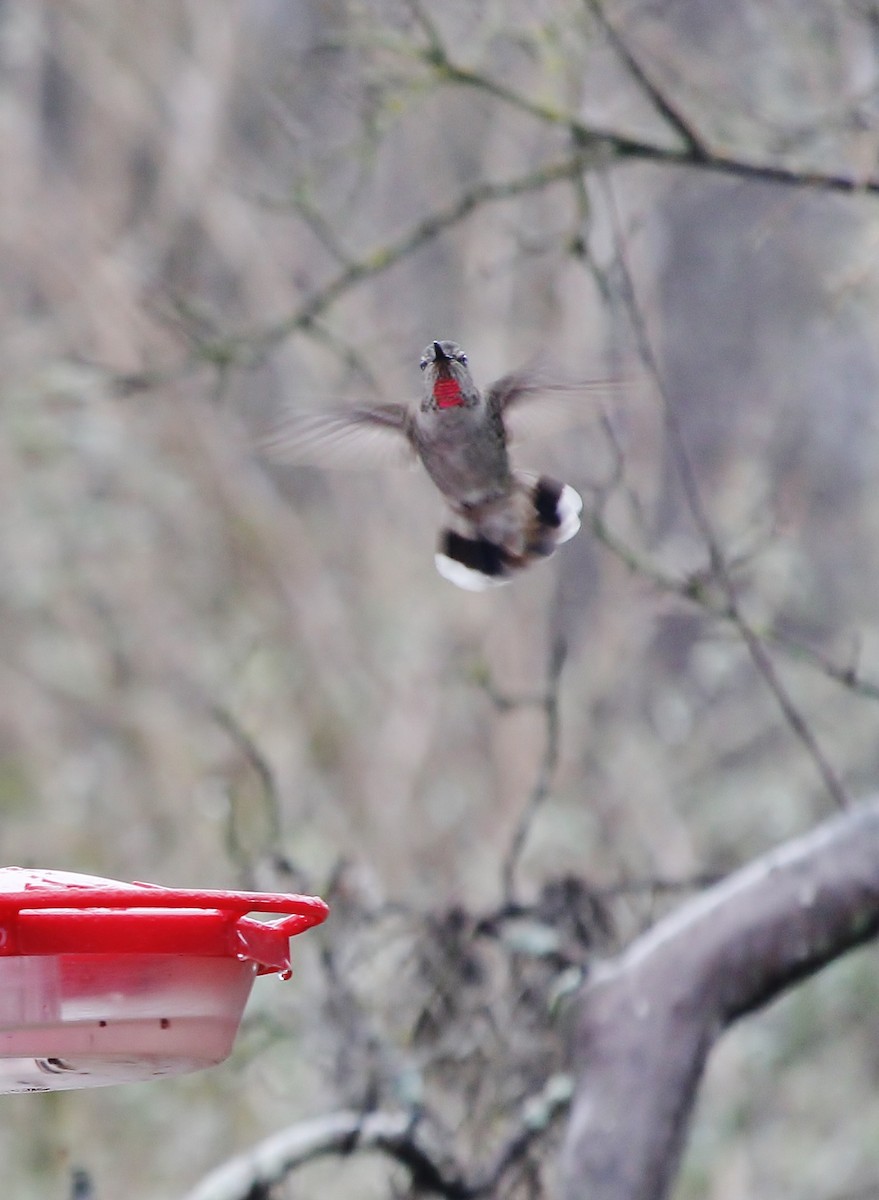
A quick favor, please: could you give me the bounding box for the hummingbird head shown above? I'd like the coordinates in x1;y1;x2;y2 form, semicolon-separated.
420;340;478;410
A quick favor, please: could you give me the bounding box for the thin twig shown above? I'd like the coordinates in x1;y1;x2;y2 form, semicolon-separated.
598;174;850;811
210;704;283;880
583;0;705;155
594;871;724;899
587;499;879;708
301;320;384;392
286;187;357;268
766;630;879;703
249;154;592;361
473;1074;574;1193
503;637;569;901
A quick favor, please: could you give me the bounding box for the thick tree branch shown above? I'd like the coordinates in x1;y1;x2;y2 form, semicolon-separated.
561;798;879;1200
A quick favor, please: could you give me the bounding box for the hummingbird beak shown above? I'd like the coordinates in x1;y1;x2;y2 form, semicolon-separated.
433;341;447;362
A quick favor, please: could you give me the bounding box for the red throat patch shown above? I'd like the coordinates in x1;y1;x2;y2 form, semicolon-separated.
433;378;464;408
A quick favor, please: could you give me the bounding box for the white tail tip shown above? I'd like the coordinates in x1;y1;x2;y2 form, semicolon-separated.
434;552;510;591
555;484;583;544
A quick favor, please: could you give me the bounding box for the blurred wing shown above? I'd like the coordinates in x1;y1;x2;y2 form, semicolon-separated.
487;371;626;444
259;403;414;469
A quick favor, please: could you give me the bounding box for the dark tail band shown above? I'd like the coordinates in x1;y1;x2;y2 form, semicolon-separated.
440;531;508;577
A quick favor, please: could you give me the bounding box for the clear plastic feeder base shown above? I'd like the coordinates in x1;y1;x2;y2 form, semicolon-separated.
0;868;328;1091
0;954;256;1091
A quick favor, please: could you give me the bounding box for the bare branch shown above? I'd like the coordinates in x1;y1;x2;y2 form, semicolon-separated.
586;498;879;709
403;0;446;57
213;796;879;1200
561;797;879;1200
595;871;723;900
301;320;384;393
178;1110;467;1200
474;1073;574;1192
210;704;283;883
411;36;879;197
502;637;568;902
583;0;706;156
244;155;592;364
766;628;879;704
181;1075;574;1200
162;34;879;381
599;174;850;811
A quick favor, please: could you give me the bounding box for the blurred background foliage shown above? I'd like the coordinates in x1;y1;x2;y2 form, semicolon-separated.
2;1;879;1197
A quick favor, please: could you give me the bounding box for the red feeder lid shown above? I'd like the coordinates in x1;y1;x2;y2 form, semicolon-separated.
0;868;329;978
0;869;329;1092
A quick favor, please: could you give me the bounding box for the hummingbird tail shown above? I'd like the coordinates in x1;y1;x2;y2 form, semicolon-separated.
434;530;510;591
529;476;583;547
434;475;583;591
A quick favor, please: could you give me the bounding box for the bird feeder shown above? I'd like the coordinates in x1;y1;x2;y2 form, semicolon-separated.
0;867;328;1092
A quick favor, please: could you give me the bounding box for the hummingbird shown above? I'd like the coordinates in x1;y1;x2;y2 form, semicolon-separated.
261;339;588;590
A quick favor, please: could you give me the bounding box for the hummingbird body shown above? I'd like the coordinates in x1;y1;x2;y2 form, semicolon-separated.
262;339;584;590
411;393;511;510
